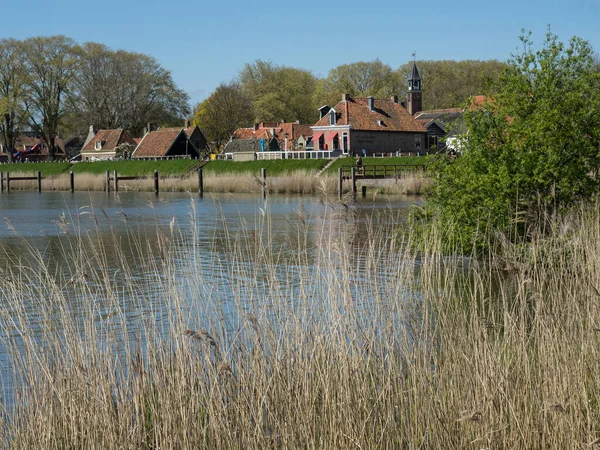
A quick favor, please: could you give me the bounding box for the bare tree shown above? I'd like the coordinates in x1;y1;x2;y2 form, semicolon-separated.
22;36;78;159
0;39;28;162
73;43;190;136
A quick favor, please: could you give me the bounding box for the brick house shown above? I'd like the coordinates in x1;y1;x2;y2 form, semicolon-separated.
310;94;428;156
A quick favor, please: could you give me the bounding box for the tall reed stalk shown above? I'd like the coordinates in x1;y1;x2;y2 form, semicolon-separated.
0;200;598;448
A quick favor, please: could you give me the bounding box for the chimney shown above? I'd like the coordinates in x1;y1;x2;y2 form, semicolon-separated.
147;122;152;134
391;95;398;104
184;119;191;128
368;96;374;111
342;93;351;101
296;119;301;124
401;101;406;108
253;123;259;132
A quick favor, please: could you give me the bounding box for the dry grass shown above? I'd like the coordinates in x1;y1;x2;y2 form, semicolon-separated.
2;171;429;195
1;200;598;448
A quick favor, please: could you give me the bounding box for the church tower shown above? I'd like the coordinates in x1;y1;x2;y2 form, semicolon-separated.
407;60;422;116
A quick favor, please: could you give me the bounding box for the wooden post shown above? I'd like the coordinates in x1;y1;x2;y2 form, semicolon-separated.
361;185;367;197
261;168;267;199
6;172;10;193
114;170;118;192
198;168;203;197
0;172;3;193
351;167;357;199
338;167;343;199
105;171;110;192
154;170;159;195
70;171;74;193
37;171;42;192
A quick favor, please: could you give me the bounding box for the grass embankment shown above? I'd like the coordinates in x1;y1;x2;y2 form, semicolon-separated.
325;155;428;174
202;159;327;175
2;203;600;447
70;159;199;176
0;162;72;175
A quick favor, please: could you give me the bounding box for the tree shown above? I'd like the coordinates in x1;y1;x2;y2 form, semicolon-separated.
317;59;403;106
396;60;505;110
239;60;319;123
73;43;190;137
419;31;600;252
192;82;253;150
22;36;78;159
0;39;28;162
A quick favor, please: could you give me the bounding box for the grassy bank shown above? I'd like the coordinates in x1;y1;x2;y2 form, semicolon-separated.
1;201;599;447
325;155;428;174
202;159;327;175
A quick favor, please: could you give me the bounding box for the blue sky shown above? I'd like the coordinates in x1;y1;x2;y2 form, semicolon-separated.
3;0;598;107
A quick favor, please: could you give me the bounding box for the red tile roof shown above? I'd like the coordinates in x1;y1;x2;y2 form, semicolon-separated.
81;129;136;152
231;122;313;148
313;97;427;133
133;129;182;157
6;136;66;156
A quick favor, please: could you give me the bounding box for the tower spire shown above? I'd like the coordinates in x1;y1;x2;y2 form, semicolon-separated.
406;57;422;116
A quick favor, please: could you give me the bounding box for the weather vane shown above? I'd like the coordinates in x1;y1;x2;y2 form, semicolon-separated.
412;51;416;61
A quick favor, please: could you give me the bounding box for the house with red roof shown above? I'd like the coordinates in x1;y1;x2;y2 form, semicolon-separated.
132;126;203;159
311;94;428;156
80;129;137;161
224;121;313;160
0;134;66;162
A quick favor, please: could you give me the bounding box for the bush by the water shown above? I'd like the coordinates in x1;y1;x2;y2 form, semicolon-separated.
414;31;600;253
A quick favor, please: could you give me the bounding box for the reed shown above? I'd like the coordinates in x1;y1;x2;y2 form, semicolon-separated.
1;199;598;448
2;171;429;195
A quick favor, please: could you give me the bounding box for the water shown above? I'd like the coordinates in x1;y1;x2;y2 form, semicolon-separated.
0;191;420;406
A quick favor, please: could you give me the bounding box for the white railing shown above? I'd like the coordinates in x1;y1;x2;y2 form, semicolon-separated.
255;150;340;160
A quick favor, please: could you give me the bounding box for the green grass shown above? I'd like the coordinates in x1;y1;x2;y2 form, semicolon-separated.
325;155;429;174
203;159;327;176
0;162;72;175
70;159;199;176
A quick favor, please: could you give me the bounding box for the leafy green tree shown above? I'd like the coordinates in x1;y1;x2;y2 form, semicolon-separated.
239;60;318;123
192;82;253;151
0;39;28;162
397;60;505;110
419;31;600;252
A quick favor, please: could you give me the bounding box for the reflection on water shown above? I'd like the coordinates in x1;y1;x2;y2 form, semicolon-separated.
0;191;421;404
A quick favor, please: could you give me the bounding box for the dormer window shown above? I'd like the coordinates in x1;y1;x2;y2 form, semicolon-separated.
95;141;102;150
329;109;336;126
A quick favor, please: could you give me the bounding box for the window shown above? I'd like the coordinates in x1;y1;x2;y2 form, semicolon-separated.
428;136;438;149
332;135;339;150
329;110;336;126
342;132;348;154
95;141;102;150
